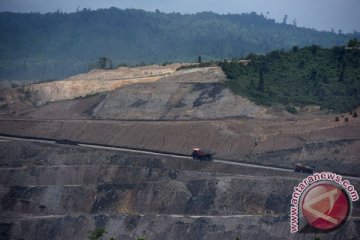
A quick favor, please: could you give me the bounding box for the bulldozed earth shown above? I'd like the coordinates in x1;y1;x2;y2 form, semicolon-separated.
0;64;359;239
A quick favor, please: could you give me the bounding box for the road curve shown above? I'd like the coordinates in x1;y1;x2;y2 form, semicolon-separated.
1;134;359;181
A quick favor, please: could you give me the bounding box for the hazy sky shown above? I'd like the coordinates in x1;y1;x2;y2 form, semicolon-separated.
1;0;359;33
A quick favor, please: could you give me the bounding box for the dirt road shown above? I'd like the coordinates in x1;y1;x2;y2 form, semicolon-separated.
1;132;360;181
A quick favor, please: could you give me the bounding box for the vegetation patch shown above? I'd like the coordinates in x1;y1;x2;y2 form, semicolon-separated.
220;40;360;112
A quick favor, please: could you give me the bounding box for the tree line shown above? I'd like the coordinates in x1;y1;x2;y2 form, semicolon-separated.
0;8;359;81
221;39;360;112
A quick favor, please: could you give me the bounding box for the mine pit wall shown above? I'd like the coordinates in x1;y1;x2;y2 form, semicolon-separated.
1;178;358;218
1;142;359;240
4;214;360;240
0;141;359;218
0;142;300;218
0;177;295;216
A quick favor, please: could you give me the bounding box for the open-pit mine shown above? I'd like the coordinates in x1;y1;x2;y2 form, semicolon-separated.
0;64;359;240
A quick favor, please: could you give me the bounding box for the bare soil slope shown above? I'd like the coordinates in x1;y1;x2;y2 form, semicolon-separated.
1;65;272;120
26;64;181;106
95;67;270;119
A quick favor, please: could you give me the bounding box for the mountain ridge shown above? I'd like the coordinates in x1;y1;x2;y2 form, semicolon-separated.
1;8;359;81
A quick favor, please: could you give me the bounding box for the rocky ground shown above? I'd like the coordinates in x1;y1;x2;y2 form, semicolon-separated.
0;64;359;239
0;141;359;240
0;65;271;120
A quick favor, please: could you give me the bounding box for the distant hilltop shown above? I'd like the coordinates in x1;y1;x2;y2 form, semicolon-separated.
0;8;359;81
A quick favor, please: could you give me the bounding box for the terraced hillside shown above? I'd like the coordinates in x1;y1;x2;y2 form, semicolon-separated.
1;63;360;239
0;114;359;177
1;140;359;239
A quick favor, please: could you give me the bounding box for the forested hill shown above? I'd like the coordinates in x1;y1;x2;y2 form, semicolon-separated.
0;8;358;81
221;43;360;112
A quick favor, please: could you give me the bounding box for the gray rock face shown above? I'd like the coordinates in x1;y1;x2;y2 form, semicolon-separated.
95;67;271;120
4;214;360;240
4;66;272;120
0;141;359;239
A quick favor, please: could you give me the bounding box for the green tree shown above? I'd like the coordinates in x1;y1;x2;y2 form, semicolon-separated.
332;46;345;61
338;62;346;82
88;228;106;240
258;69;264;91
96;57;112;70
108;58;113;69
348;38;360;47
297;60;305;69
221;44;360;112
310;45;319;54
292;18;297;26
282;14;288;24
309;69;317;81
247;79;256;90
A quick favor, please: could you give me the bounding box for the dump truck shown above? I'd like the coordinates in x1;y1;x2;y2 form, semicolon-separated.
294;163;315;174
191;148;215;161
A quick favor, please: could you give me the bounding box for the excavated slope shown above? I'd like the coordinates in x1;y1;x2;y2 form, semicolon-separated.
1;64;359;239
0;141;359;240
1;65;272;119
94;67;270;120
0;115;359;177
25;64;181;107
